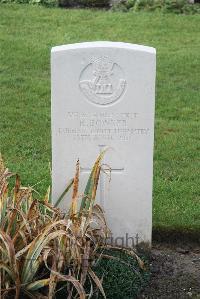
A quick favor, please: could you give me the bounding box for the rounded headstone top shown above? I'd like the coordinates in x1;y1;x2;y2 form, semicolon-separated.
51;41;156;55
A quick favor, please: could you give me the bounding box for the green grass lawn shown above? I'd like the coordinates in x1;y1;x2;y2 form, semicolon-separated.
0;4;200;234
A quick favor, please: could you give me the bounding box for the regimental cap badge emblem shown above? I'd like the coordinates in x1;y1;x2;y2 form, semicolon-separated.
79;56;127;106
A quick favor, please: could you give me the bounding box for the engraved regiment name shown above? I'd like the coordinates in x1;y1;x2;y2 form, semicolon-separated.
58;112;150;141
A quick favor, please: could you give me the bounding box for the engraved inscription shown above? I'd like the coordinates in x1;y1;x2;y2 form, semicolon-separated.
79;56;126;106
57;112;150;142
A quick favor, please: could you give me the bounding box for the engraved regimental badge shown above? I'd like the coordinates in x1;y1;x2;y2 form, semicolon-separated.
79;56;127;105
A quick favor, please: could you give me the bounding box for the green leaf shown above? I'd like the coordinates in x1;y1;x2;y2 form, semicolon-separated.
26;278;50;291
54;178;74;208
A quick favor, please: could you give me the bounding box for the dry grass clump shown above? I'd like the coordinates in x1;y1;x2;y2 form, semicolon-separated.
0;152;143;298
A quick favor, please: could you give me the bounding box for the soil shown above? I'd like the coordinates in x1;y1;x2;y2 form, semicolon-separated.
138;242;200;299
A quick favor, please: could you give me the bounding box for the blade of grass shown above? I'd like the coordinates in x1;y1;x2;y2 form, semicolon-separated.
26;278;51;291
80;149;107;214
70;160;80;218
54;179;74;208
88;267;106;299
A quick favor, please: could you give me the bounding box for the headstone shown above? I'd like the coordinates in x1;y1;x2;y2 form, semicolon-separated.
51;41;156;247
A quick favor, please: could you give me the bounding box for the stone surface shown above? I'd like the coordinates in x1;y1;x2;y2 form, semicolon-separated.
51;41;156;246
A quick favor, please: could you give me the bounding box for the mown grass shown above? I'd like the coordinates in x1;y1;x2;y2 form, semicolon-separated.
0;4;200;233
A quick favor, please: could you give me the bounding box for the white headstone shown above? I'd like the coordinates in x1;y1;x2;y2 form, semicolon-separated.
51;41;156;247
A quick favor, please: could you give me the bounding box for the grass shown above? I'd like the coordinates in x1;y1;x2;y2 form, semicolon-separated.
0;4;200;233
